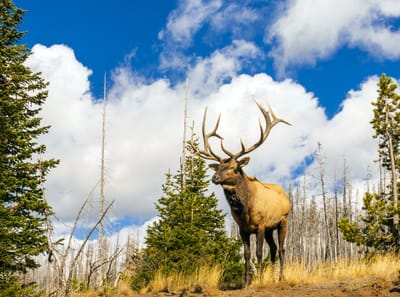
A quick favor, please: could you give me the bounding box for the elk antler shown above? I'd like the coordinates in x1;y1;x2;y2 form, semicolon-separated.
220;96;291;160
193;107;224;162
221;96;291;159
194;97;291;161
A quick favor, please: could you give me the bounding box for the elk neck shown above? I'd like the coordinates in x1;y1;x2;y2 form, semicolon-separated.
221;172;252;216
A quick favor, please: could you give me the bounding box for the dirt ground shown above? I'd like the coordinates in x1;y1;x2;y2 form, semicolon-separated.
141;276;400;297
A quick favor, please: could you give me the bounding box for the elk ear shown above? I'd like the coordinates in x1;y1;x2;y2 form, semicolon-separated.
238;157;250;167
209;163;219;171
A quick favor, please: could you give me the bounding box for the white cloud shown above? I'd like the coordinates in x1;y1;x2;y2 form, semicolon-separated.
349;23;400;60
160;0;260;47
209;3;260;37
158;0;262;70
188;40;262;97
305;77;380;193
159;0;222;47
26;43;379;237
26;44;185;223
267;0;400;74
108;217;158;249
26;44;103;220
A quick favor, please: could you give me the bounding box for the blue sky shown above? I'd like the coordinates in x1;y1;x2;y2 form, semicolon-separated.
14;0;400;237
17;1;176;96
18;1;400;118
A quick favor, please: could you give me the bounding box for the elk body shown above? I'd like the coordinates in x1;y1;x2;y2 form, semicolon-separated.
194;98;291;287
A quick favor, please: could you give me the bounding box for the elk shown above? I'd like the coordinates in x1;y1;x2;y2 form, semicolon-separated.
193;98;291;287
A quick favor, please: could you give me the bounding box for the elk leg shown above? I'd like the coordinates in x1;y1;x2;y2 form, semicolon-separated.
277;217;288;281
265;229;277;265
240;231;251;288
256;228;265;279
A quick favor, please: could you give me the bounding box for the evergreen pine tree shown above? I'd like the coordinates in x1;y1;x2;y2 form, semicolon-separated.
339;73;400;252
0;0;58;294
371;74;400;179
131;137;242;289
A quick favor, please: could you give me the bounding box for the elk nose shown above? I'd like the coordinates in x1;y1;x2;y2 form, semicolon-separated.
212;174;220;184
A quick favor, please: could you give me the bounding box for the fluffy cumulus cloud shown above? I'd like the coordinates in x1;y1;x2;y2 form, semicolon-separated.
317;78;379;180
158;0;262;70
188;40;262;97
26;44;102;219
26;44;187;225
267;0;400;74
26;43;379;235
208;2;261;38
159;0;222;47
158;0;222;69
158;0;400;77
159;0;260;47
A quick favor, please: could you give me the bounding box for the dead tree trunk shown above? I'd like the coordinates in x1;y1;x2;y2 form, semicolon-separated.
316;143;332;261
333;171;339;260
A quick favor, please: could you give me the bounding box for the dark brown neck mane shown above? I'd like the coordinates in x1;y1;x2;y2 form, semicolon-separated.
222;173;250;215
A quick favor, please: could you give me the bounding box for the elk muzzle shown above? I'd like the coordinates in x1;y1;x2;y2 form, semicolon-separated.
212;174;222;184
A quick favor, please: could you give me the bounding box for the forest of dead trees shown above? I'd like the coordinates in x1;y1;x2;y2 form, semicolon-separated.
18;57;394;296
231;154;370;268
4;2;400;297
24;147;380;295
22;76;393;296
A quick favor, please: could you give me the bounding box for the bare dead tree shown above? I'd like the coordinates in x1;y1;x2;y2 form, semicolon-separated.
65;202;114;296
333;170;339;260
342;158;349;218
85;240;122;290
43;179;115;297
316;142;332;261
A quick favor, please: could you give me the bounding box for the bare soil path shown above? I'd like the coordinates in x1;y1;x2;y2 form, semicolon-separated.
139;276;400;297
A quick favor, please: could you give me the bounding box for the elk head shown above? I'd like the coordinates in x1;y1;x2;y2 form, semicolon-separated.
208;158;250;186
194;97;291;186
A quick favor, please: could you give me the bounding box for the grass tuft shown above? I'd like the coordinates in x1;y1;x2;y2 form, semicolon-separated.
253;253;400;288
146;266;223;293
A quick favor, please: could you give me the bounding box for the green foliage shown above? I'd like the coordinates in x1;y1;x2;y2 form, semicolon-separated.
0;275;42;297
130;138;243;289
370;73;400;173
339;193;398;252
339;73;400;253
0;0;58;295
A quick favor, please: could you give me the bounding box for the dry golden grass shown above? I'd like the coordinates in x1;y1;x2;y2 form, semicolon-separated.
145;266;223;293
253;253;400;288
71;279;136;297
71;290;98;297
71;254;400;295
112;280;137;297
